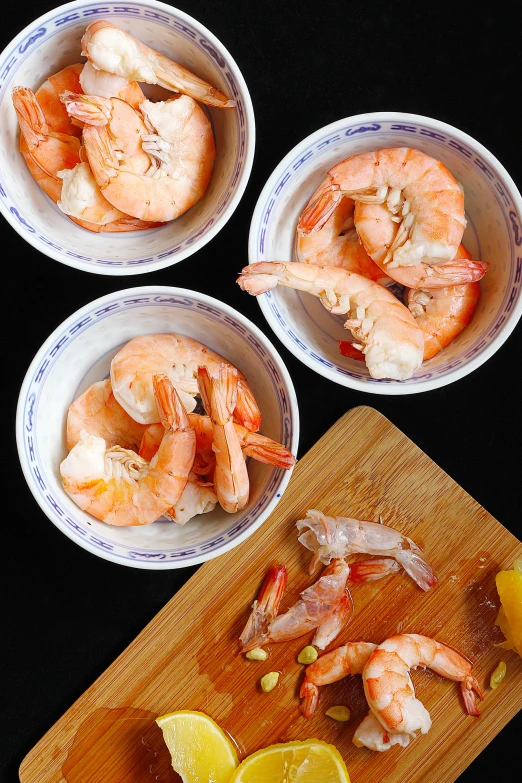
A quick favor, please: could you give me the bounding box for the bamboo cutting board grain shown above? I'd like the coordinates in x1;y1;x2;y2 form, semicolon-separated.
19;407;522;783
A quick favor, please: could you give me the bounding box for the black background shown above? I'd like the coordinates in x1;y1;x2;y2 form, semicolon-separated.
3;1;522;781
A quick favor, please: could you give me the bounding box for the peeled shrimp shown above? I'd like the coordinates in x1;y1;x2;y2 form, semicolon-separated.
296;509;437;591
239;558;398;652
138;414;295;469
81;19;236;109
197;365;249;513
35;64;83;136
110;334;261;431
407;281;480;360
79;60;145;109
309;148;466;268
66;379;147;451
355;204;489;288
300;642;377;718
237;261;424;381
78;94;215;222
363;634;482;740
296;178;387;282
60;375;196;526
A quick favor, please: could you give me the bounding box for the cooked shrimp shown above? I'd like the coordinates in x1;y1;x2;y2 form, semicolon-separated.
296;509;437;591
363;634;483;737
237;261;424;381
355;204;489;287
239;558;397;652
307;148;466;268
35;64;83;136
78;94;215;222
110;334;261;431
81;19;236;108
239;565;288;653
353;711;411;752
66;379;147;451
197;365;249;513
300;642;377;717
138;414;295;469
13;86;81;180
79;61;145;109
60;375;196;526
296;178;388;282
164;472;217;525
407;281;480;360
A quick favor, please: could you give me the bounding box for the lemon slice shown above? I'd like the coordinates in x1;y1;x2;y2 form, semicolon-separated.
156;710;238;783
230;739;350;783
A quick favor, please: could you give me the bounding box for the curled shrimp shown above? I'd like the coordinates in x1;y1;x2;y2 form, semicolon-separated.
110;334;261;431
354;204;489;288
296;509;437;591
197;365;250;514
165;472;218;526
307;148;466;268
407;281;480;360
79;61;145;109
139;414;295;469
300;642;377;717
60;374;196;526
66;379;147;451
237;261;424;381
239;558;399;652
363;634;483;739
81;19;236;109
77;94;215;222
296;178;388;282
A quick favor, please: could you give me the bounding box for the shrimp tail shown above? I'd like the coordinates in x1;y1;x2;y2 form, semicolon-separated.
299;180;341;235
348;558;401;583
395;539;438;591
82;124;119;187
461;675;483;717
312;588;354;650
242;436;296;469
239;565;287;652
300;680;320;718
235;379;262;432
61;90;112;125
153;373;190;431
236;262;287;295
12;87;48;149
338;340;365;360
198;364;238;425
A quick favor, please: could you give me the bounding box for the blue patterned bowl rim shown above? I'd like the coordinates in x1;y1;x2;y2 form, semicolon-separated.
248;111;522;395
0;0;255;275
16;286;299;569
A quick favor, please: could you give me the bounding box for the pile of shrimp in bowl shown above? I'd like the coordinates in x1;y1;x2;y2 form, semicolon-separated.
60;333;296;528
11;19;235;232
239;147;491;382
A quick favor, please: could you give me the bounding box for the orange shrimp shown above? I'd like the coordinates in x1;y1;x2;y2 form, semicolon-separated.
34;64;83;136
197;365;250;514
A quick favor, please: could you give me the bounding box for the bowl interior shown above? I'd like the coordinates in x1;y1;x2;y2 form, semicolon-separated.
18;290;296;567
250;115;522;391
0;2;251;271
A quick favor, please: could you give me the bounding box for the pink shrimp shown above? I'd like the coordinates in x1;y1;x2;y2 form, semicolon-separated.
354;204;489;288
363;634;483;739
34;64;83;136
197;365;250;514
308;148;466;268
60;375;196;527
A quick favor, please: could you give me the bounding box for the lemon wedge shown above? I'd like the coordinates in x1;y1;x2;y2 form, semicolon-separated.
230;739;350;783
495;567;522;656
156;710;238;783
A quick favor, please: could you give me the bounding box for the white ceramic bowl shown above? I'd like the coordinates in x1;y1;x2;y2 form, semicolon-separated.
0;1;254;274
249;112;522;394
16;287;299;569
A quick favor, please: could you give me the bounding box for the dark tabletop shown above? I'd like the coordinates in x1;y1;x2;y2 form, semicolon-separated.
3;1;522;781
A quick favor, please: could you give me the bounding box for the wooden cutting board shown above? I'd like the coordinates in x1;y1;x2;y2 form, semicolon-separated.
19;406;522;783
